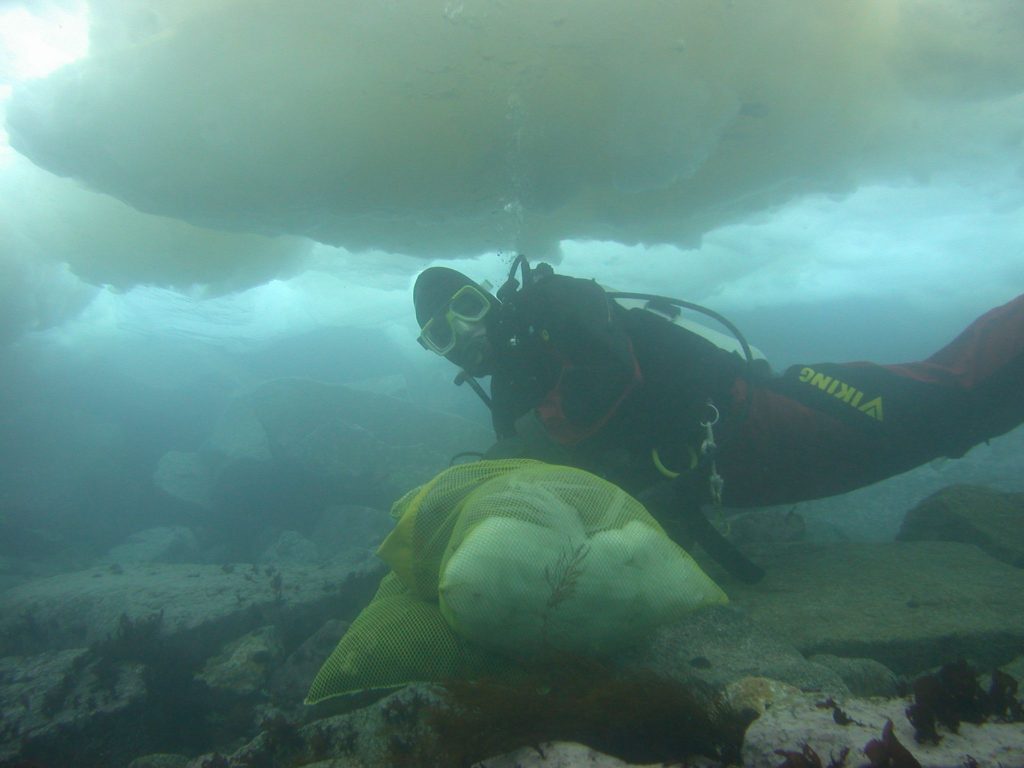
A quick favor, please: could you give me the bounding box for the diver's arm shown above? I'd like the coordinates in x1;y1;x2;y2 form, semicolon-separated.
637;474;765;584
527;275;642;443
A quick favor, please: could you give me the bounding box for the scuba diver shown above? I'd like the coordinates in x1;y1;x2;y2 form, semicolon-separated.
413;256;1024;583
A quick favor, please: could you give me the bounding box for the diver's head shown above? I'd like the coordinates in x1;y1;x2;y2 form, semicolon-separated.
413;267;499;376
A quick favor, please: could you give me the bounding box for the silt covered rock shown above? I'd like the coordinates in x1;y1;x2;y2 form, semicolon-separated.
896;483;1024;568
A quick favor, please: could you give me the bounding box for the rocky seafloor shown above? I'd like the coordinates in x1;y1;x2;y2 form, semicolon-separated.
3;482;1023;768
2;382;1023;767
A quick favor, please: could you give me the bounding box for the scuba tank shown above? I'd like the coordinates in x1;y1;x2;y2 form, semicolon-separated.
611;293;768;363
498;253;765;370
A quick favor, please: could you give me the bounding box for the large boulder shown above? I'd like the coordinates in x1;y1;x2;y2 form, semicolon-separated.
807;653;900;698
196;625;285;696
742;690;1024;768
269;618;349;705
0;648;146;765
621;605;848;696
152;451;214;510
311;505;395;562
259;530;320;564
723;540;1024;674
154;379;493;553
102;526;201;565
896;484;1024;568
0;558;383;656
216;377;492;487
0;559;387;766
255;505;396;566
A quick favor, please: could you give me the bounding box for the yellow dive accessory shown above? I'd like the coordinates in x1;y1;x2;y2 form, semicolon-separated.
417;284;492;355
652;446;698;479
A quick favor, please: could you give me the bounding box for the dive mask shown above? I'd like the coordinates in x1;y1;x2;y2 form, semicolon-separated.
417;284;492;356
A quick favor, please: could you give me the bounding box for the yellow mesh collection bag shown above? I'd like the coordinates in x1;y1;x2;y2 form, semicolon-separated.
377;459;520;601
305;459;726;704
304;572;502;704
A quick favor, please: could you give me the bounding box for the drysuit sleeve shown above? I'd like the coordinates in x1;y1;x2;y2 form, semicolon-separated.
717;293;1024;507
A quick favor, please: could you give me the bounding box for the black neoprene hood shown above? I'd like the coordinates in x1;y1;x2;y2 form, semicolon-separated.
413;267;498;327
413;267;475;327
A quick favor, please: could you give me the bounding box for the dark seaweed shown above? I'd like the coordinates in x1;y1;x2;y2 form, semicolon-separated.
816;696;861;727
774;743;850;768
390;660;753;768
988;669;1023;721
905;659;1023;744
863;720;922;768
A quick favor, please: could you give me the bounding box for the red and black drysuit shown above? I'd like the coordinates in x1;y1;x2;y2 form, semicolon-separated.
482;272;1024;577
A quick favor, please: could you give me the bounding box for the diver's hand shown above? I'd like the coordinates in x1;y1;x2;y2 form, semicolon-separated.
482;412;576;463
638;476;765;584
511;411;573;463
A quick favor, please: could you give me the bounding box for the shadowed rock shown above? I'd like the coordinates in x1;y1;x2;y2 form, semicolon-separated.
621;605;848;696
742;690;1024;768
156;378;493;514
896;484;1024;568
0;559;383;656
0;648;146;764
724;541;1024;674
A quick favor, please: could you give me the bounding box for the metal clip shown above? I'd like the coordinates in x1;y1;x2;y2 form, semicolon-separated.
700;400;725;513
699;401;720;459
